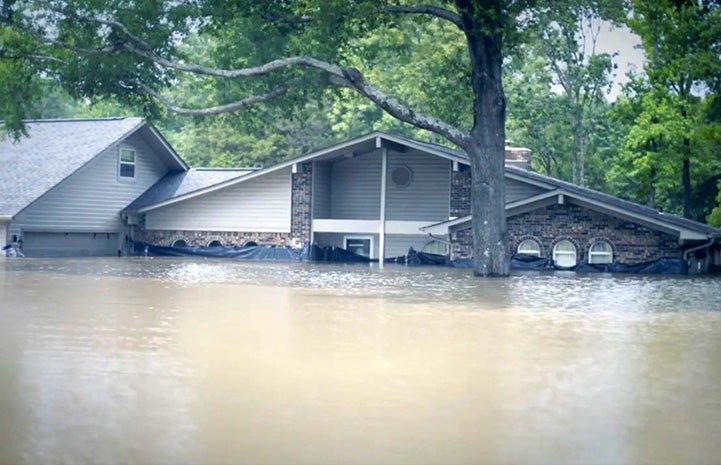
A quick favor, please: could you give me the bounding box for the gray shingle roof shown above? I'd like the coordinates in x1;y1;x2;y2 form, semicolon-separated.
371;133;721;237
0;117;145;217
125;168;256;212
503;165;721;237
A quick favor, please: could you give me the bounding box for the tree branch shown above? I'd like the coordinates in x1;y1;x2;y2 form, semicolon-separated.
28;11;469;146
135;82;288;116
334;68;468;147
382;5;464;29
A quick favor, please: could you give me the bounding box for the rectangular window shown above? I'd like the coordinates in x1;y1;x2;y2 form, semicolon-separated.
119;148;136;179
344;236;373;258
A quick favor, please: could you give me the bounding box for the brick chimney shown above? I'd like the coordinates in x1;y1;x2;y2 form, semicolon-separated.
504;145;532;169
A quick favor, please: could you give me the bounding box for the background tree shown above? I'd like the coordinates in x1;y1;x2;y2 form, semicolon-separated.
627;0;721;219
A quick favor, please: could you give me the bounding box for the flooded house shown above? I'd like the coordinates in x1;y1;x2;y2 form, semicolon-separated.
2;117;720;273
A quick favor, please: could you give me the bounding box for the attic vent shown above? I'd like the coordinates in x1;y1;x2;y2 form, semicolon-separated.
391;165;413;188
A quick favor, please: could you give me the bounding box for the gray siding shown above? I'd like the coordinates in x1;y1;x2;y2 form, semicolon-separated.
312;161;331;218
385;152;450;221
12;132;168;234
330;152;382;219
506;178;545;203
145;168;292;232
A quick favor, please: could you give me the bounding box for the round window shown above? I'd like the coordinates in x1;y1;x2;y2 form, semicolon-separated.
391;165;413;188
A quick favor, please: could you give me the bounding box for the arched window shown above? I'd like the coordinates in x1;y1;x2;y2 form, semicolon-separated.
517;239;541;257
207;239;224;248
171;239;188;248
243;241;258;247
589;241;613;264
553;239;577;268
421;240;449;256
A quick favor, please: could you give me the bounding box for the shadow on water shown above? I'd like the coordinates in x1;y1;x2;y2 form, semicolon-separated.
3;256;720;313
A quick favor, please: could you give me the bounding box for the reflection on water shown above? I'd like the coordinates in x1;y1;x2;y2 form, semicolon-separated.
1;258;720;465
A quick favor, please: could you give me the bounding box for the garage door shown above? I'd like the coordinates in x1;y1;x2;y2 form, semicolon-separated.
22;232;119;257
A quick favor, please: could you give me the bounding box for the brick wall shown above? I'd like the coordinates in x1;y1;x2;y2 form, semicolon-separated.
452;203;682;264
450;166;471;218
291;162;313;244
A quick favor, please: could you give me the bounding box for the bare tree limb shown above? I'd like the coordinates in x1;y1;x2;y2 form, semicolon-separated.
382;5;464;29
135;82;288;116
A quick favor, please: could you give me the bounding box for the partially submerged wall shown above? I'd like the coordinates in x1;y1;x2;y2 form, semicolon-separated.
452;203;682;265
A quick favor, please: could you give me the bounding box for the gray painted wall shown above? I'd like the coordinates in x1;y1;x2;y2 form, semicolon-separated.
145;168;292;232
322;150;451;222
385;151;450;221
11;132;168;237
330;152;382;219
312;161;331;218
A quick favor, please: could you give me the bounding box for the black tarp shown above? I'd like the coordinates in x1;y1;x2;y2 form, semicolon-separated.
140;243;302;261
137;242;688;274
453;253;688;275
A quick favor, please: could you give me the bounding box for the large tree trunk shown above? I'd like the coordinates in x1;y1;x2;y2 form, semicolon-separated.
460;0;509;277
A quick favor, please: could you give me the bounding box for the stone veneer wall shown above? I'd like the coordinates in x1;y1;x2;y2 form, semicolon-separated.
132;227;296;248
450;166;471;218
131;162;314;250
452;203;682;264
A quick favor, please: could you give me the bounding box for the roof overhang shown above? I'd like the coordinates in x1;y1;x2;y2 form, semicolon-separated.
0;215;12;222
138;125;189;172
135;131;469;213
421;188;716;241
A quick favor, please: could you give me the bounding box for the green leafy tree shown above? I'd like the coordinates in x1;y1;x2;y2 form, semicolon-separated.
628;0;721;219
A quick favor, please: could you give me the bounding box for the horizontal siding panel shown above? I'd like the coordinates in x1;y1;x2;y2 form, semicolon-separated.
145;168;292;232
330;153;381;219
385;152;450;221
13;132;168;233
312;162;331;218
506;178;545;203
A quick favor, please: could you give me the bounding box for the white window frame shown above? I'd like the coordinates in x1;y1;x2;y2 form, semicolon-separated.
118;147;136;180
344;235;374;259
588;241;613;264
517;239;542;257
553;239;577;268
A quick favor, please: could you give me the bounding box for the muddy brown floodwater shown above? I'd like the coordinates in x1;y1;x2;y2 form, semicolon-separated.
1;258;720;465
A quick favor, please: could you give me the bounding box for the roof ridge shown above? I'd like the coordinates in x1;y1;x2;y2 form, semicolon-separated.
16;116;142;123
192;167;260;171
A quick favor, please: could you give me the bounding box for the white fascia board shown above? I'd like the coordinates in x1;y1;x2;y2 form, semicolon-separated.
506;189;565;210
312;219;381;234
421;215;472;235
0;215;12;222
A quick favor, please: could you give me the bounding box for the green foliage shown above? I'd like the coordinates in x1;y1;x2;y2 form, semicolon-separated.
616;0;721;220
